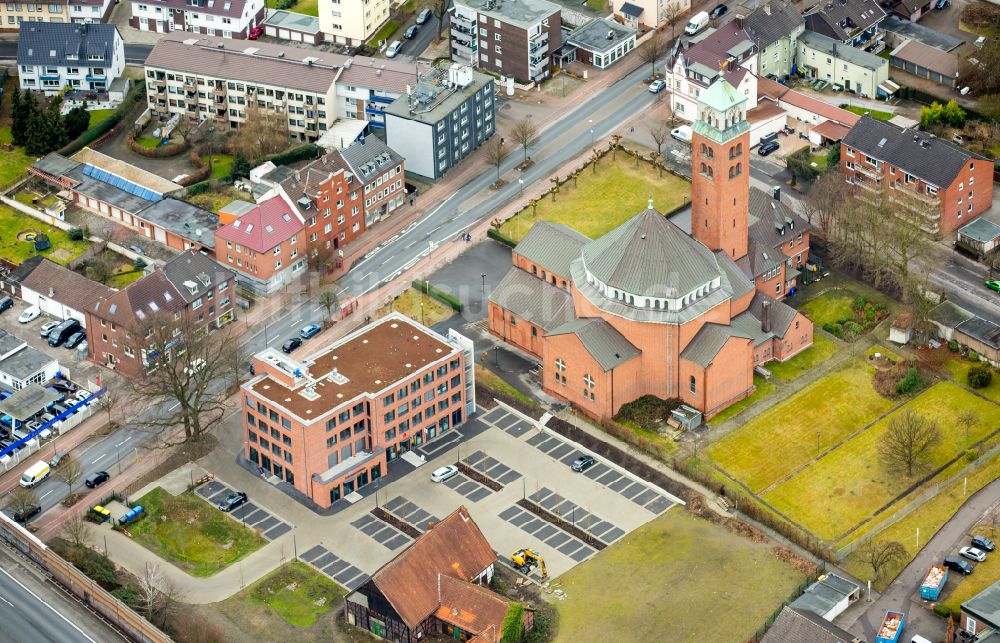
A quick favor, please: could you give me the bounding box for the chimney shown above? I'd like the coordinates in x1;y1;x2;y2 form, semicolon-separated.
48;287;54;297
764;1;771;15
761;300;772;334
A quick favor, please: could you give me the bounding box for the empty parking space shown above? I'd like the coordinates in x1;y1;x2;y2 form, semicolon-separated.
350;513;412;550
194;479;291;541
527;487;626;545
442;471;493;502
462;450;523;486
382;496;440;532
300;544;369;591
498;505;596;566
480;407;535;438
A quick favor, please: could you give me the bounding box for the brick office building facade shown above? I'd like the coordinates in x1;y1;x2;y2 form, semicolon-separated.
241;313;474;507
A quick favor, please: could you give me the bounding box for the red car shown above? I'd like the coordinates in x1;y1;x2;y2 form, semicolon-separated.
248;26;264;40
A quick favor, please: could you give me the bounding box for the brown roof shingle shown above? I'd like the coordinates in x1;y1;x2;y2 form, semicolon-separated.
370;506;496;629
434;575;509;642
20;259;115;315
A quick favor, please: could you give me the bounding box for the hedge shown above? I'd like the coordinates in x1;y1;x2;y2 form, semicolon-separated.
488;227;517;248
126;131;188;158
185;181;212;196
269;144;323;166
412;279;463;312
59;80;146;156
179;151;211;186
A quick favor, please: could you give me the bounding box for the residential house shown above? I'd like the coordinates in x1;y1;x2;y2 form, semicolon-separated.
667;23;758;119
340;137;406;227
889;38;959;88
345;506;530;642
0;331;62;392
611;0;690;31
888;0;933;23
488;77;813;420
796;30;888;97
318;0;390;46
451;0;561;82
563;18;637;70
741;0;805;79
761;606;860;643
241;313;474;505
29;149;218;252
214;194;307;295
803;0;887;53
0;0;115;32
841;115;993;234
86;250;237;379
384;65;495;180
960;579;1000;640
129;0;265;39
16;258;114;329
17;22;124;96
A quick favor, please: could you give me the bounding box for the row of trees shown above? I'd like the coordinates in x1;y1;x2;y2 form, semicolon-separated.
10;90;92;155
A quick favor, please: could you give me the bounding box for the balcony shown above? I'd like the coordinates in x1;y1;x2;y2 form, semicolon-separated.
451;13;475;29
530;40;548;57
212;84;226;96
451;23;475;36
854;162;880;180
889;181;939;206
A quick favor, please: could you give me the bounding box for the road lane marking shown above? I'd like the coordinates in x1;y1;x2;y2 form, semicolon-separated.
0;595;12;607
91;454;106;464
290;318;302;327
40;490;52;500
0;569;96;642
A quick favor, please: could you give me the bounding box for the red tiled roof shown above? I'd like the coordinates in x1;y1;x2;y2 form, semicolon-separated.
214;195;303;254
811;120;851;141
434;575;509;642
756;75;789;101
778;88;860;126
370;506;496;629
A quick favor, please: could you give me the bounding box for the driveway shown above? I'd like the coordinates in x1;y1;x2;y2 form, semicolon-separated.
845;476;1000;642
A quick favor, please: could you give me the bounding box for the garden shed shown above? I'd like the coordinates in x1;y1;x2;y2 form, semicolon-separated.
956;217;1000;259
889;312;914;345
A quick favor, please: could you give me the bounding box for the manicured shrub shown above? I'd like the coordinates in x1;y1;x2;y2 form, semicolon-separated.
948;340;959;352
823;322;843;338
412;279;462;312
968;363;993;389
896;367;920;395
487;227;517;248
133;257;147;270
68;227;84;241
965;449;980;463
614;395;680;429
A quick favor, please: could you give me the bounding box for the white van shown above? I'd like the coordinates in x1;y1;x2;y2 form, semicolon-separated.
20;461;50;488
685;11;709;36
671;125;693;144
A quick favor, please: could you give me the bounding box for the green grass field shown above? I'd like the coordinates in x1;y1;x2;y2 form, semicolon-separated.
208;154;234;180
947;359;1000;403
266;0;319;14
766;333;840;381
499;156;691;242
553;511;806;643
370;19;400;45
476;364;536;407
106;268;144;288
130;487;266;577
0;127;37;190
799;290;857;326
764;382;999;541
707;364;893;493
88;109;116;127
841;105;894;120
135;135;161;149
0;205;91;264
375;288;453;327
248;561;344;627
185;186;246;213
709;375;776;425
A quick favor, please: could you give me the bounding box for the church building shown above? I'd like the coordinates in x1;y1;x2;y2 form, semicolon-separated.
487;76;814;419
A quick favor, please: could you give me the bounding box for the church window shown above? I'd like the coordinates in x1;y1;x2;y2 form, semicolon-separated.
689;376;696;393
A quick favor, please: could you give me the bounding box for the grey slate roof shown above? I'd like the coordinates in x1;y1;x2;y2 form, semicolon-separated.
881;14;963;52
547;318;639;371
19;258;115;315
32;153;82;179
680;323;754;367
4;256;44;286
957;316;1000;350
748;292;799;338
513;222;589;281
488;268;577;332
743;1;805;49
729;310;773;346
958;217;1000;243
962;580;1000;629
340;137;403;185
160;250;234;305
760;607;857;643
790;574;861;619
927;301;974;329
799;30;887;71
842;115;987;190
804;0;886;42
744;187;810;279
715;250;756;299
17;22;120;68
620;2;643;18
581;208;721;298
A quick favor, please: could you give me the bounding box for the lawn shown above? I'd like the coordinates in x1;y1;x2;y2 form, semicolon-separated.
0;127;37;190
129;487;267;577
248;561;344;627
267;0;319;15
707;364;894;493
553;510;806;643
370;19;399;45
840;104;894;120
475;364;536;407
0;204;91;264
766;333;840;381
947;359;1000;403
764;382;999;542
135;135;162;149
184;186;247;213
808;154;829;172
87;108;116;127
709;375;777;425
208;154;234;180
106;268;145;288
375;287;453;327
941;515;1000;612
498;155;691;243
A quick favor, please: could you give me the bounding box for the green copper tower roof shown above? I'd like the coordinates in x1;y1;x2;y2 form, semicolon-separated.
692;75;750;144
698;75;747;112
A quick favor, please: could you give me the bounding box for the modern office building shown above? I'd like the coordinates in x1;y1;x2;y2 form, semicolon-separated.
17;22;125;95
241;313;474;507
451;0;561;82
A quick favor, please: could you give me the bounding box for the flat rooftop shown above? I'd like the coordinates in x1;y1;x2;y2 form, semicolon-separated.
0;343;56;381
460;0;560;29
264;9;321;34
248;313;459;422
384;67;493;125
137;197;219;248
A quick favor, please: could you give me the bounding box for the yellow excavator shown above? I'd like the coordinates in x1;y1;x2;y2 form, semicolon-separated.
510;548;547;578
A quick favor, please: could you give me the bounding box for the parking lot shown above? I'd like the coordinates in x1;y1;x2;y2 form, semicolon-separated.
193;478;293;541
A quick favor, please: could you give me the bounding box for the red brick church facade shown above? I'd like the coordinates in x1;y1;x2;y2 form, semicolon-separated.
488;77;814;419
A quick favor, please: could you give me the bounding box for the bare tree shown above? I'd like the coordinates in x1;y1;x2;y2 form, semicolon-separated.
230;102;289;162
662;1;683;41
126;316;244;447
97;383;123;430
856;538;907;581
638;32;670;80
484;135;508;185
432;0;452;42
55;457;83;498
136;562;185;628
317;287;340;326
807;171;848;235
62;514;89;549
878;410;941;477
958;410;979;444
649;121;671;155
510;117;539;165
7;487;39;520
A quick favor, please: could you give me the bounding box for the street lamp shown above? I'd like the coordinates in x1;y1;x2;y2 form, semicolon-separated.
494;345;499;366
518;178;524;196
481;273;487;300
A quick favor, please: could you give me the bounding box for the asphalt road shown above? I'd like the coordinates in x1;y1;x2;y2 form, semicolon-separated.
397;16;438;59
0;545;123;643
0;42;152;65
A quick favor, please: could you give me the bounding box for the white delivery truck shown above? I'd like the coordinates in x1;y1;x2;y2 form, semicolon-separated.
685;11;710;36
20;461;50;488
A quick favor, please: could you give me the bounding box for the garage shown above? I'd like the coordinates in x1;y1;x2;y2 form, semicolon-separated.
263;10;323;45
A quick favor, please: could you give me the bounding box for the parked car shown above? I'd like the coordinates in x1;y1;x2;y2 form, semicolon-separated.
960;546;987;562
282;338;302;353
404;24;418;39
39;320;60;338
300;323;323;339
386;40;402;58
758;140;780;156
18;306;40;323
986;280;1000;293
671;125;692;143
571;454;596;472
85;471;110;489
0;297;13;314
48;451;68;468
218;491;248;512
73;389;92;405
248;25;264;39
50;380;76;394
63;331;86;349
944;556;974;575
47;318;81;347
12;503;42;523
709;3;728;18
648;79;666;93
935;0;949;9
416;8;431;24
972;535;996;552
431;465;459;482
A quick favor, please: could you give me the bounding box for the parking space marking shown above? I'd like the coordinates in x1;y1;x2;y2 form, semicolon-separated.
350;514;412;551
548;443;573;460
442;472;494;502
301;545;325;563
525;433;548;447
525;487;633;546
460;451;523;489
265;523;292;539
191;480;291;542
302;546;369;591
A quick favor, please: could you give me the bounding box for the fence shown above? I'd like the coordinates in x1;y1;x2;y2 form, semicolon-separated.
0;512;171;642
751;564;827;642
0;390;103;472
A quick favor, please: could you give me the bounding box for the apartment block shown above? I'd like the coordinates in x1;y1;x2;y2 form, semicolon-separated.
17;22;124;95
318;0;393;46
241;313;474;507
333;57;431;129
0;0;114;32
796;30;888;97
340;137;405;226
129;0;265;39
384;65;495;180
452;0;560;82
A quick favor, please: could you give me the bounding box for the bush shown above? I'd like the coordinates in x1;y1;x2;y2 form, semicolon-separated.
270;144;322;166
843;321;864;341
949;340;960;352
614;395;680;429
933;604;953;618
852;295;868;312
896;367;920;395
501;603;526;643
68;227;84;241
968;350;980;362
185;181;211;196
968;363;993;389
133;257;147;270
412;279;463;312
823;322;843;338
965;449;980;463
488;227;517;248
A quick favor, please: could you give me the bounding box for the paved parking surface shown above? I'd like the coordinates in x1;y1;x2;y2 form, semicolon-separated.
478;406;535;438
382;496;440;532
300;544;370;591
462;450;523;486
195;479;292;541
526;487;626;545
442;471;494;502
350;513;412;550
498;505;596;569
